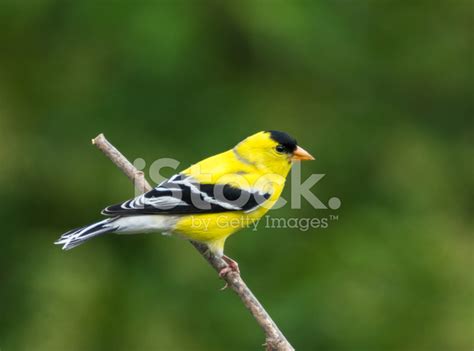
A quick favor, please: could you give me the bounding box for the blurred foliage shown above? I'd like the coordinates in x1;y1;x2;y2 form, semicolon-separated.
0;1;472;350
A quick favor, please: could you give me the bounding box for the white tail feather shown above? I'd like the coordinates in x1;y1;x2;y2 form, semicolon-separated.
56;215;179;250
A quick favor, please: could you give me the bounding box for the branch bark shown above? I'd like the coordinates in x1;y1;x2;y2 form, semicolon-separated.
92;133;295;351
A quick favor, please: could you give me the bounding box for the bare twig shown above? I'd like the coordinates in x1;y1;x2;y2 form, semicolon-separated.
92;135;148;194
92;133;295;351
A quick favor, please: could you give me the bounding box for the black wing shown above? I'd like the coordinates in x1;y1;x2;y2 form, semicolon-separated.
102;174;271;216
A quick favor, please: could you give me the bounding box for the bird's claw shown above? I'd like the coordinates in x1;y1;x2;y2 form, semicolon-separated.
221;255;240;275
218;266;235;278
218;255;240;290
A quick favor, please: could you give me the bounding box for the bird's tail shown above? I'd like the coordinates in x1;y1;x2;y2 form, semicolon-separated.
55;217;120;250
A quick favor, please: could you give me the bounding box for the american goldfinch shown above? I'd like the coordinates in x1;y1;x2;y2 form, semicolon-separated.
55;131;314;275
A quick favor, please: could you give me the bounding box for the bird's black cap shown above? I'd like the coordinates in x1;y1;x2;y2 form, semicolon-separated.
267;130;298;153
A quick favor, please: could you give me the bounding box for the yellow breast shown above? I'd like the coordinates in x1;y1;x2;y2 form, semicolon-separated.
172;149;287;255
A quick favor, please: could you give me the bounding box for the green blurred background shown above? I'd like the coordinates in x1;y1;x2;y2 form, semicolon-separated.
1;1;472;350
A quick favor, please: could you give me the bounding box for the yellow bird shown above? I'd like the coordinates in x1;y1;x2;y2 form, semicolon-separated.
56;131;314;276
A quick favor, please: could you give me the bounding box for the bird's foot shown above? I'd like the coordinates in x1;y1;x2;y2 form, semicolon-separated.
220;255;240;275
219;256;240;290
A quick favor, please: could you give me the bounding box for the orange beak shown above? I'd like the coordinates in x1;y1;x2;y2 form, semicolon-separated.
292;146;315;161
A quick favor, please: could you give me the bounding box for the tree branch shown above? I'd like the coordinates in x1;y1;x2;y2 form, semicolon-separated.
92;133;295;351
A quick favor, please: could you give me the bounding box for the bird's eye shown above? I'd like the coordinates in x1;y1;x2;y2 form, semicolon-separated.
276;144;286;153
